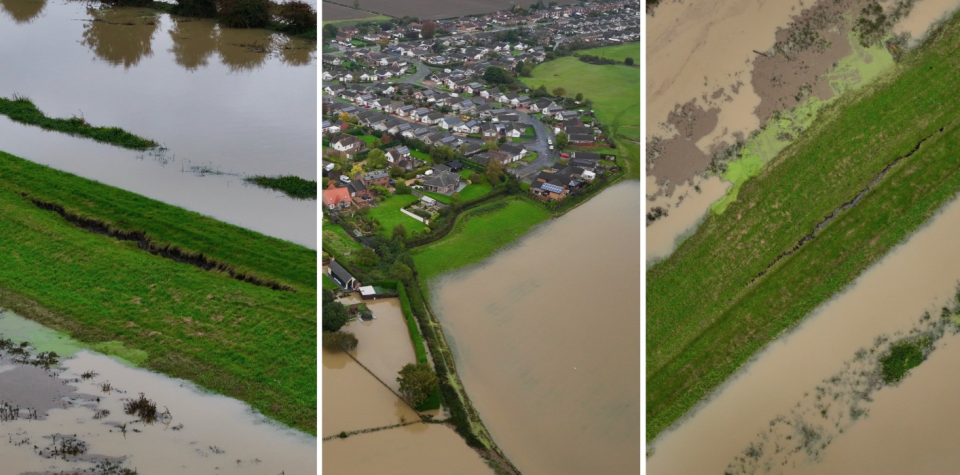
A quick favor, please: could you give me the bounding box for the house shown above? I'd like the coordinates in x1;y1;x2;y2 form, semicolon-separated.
323;183;352;209
481;123;499;138
499;143;527;162
568;134;595;144
321;120;341;134
327;260;360;291
360;169;391;187
447;159;464;172
423;112;445;125
423;170;461;194
331;135;363;156
530;99;555;113
462;142;483;156
438;116;464;130
348;179;371;199
385;146;411;163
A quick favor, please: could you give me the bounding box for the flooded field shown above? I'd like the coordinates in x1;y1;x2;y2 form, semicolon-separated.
0;310;316;474
648;194;960;474
431;182;641;475
0;0;317;247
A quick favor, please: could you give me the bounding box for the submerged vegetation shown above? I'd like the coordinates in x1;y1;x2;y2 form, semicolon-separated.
245;175;317;199
647;12;960;440
0;151;316;434
0;96;157;149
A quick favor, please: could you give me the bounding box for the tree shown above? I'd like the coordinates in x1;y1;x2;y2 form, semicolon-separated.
352;0;358;8
520;63;533;77
532;85;548;97
356;247;378;266
392;224;408;242
515;60;525;74
380;133;392;146
322;331;358;351
338;112;351;123
350;163;364;177
556;131;569;149
397;362;438;407
390;261;414;283
367;149;387;169
421;21;436;39
625;57;635;66
322;300;350;332
483;66;511;85
323;24;339;41
575;92;583;102
552;87;566;97
451;192;462;203
394;181;411;194
486;158;504;185
430;145;455;163
469;172;484;184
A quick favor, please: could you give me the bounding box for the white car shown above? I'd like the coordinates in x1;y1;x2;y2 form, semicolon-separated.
549;145;554;150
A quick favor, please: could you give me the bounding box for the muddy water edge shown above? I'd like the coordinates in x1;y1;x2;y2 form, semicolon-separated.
0;310;316;474
0;0;317;247
648;191;960;473
430;182;641;475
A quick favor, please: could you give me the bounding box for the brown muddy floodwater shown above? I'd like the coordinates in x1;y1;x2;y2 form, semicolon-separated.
893;0;960;45
321;298;490;474
646;175;729;264
431;182;641;475
0;311;316;474
649;194;960;474
0;0;317;247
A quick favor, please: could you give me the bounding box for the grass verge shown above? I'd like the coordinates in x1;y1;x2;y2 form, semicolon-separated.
0;96;157;150
0;151;317;434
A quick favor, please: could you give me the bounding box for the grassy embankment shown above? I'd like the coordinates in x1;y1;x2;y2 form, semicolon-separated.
0;152;317;434
521;46;641;178
0;96;156;149
245;175;318;199
647;15;960;441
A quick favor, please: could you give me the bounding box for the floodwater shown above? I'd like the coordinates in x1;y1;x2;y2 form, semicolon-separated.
431;182;642;475
893;0;960;44
342;298;418;393
0;310;317;474
646;175;729;264
323;423;493;475
0;0;317;247
648;193;960;474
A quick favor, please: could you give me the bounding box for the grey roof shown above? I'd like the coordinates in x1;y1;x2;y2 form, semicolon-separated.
424;170;461;189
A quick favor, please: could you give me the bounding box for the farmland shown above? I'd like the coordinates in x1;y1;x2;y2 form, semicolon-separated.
321;1;391;25
327;0;578;20
0;151;317;434
647;13;960;441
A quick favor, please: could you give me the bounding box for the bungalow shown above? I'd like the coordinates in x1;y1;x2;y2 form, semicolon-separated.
321;120;341;134
555;110;580;121
499;143;527;162
462;142;483;156
568;134;595;144
423;170;461;194
331;135;363;155
422;111;445;125
438;116;464;130
410;107;432;121
481;123;499;138
529;99;555;113
385;146;411;163
396;105;416;117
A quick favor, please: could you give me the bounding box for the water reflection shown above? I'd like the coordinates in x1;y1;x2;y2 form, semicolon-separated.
167;19;220;71
0;0;45;23
82;7;159;68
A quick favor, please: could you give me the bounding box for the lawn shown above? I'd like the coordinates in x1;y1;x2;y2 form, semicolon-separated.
522;152;539;162
411;149;431;162
322;274;340;290
367;194;424;234
356;135;379;147
413;198;551;284
579;42;640;64
322;223;362;255
647;14;960;440
0;151;316;434
522;56;640;178
422;180;492;204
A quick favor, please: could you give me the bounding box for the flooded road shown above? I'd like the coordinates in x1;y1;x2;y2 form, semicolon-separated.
0;0;317;247
0;310;317;474
648;193;960;474
431;182;641;475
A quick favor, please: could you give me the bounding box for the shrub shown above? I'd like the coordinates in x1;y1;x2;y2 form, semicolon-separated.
218;0;270;28
275;1;316;34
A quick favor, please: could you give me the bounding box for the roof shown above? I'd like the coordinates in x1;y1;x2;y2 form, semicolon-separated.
328;260;357;288
541;183;565;194
322;186;351;206
423;170;461;189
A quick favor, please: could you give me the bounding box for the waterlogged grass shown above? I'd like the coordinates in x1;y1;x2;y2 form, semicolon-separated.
0;151;317;434
413;198;551;285
0;96;157;150
713;34;896;213
245;175;317;200
647;14;960;441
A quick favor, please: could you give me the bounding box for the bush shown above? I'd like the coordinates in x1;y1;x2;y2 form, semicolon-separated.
275;1;316;34
175;0;217;17
219;0;271;28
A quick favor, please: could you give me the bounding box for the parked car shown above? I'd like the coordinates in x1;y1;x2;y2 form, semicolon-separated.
560;153;570;158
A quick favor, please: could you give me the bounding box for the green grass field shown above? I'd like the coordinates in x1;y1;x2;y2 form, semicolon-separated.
0;151;316;434
322;224;362;255
647;14;960;440
580;42;640;64
367;194;424;234
413;198;551;284
421;181;491;204
522;56;640;178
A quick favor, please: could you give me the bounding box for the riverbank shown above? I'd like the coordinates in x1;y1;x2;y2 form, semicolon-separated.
647;11;960;440
0;150;317;434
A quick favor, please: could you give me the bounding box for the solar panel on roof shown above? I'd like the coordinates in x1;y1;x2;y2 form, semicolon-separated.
541;183;565;194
